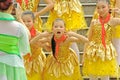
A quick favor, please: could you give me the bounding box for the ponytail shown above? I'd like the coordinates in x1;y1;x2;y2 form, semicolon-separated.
51;35;56;58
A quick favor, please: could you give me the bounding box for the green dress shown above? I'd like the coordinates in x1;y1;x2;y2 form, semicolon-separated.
0;12;30;80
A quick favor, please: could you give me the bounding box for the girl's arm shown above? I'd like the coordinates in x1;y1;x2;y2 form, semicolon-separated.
110;17;120;26
36;37;51;51
67;31;89;43
35;0;54;17
67;20;94;43
30;31;50;44
87;20;94;41
115;0;120;17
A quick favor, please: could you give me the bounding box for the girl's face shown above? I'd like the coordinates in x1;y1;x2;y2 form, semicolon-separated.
97;1;109;18
22;14;34;30
52;20;65;38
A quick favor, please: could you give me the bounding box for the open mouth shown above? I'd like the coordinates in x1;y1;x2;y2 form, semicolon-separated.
57;31;61;34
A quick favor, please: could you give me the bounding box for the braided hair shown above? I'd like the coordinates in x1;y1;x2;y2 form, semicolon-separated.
51;35;56;57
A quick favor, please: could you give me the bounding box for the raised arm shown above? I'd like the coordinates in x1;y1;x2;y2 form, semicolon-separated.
115;0;120;17
67;31;89;43
30;31;51;44
110;17;120;26
35;0;54;17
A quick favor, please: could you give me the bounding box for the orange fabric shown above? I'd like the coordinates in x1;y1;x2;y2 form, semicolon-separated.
25;0;29;6
99;13;110;48
16;0;22;5
16;0;29;8
54;35;66;58
30;26;36;38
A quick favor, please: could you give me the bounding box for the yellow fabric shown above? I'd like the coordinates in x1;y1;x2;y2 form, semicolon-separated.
119;66;120;77
92;0;120;38
24;44;46;80
43;43;82;80
17;0;42;31
113;25;120;38
83;58;118;77
43;0;87;31
83;22;118;77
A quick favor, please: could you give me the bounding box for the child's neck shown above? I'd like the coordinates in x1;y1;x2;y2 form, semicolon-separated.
100;13;109;20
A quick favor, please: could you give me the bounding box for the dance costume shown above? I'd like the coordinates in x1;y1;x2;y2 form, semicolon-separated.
91;0;120;77
24;26;46;80
44;0;87;31
83;18;118;77
43;36;82;80
0;12;30;80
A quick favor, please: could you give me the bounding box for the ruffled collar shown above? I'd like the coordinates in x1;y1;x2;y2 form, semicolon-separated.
0;12;15;21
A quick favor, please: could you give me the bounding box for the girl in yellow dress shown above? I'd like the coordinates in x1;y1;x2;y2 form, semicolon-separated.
43;0;87;61
21;10;48;80
16;0;54;31
35;18;88;80
82;0;120;80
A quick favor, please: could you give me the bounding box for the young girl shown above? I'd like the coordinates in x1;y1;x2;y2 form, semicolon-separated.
43;0;87;61
16;0;54;31
82;0;120;80
37;18;88;80
21;10;47;80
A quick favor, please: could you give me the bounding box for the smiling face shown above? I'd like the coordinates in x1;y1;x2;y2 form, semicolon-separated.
22;14;34;30
52;19;66;38
97;0;109;18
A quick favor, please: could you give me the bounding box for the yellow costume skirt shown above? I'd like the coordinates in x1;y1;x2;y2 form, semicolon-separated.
24;46;46;80
43;10;87;31
42;52;82;80
83;57;118;77
119;67;120;77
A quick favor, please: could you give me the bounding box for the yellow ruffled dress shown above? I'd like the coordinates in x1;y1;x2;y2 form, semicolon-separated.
43;43;82;80
17;0;42;31
91;0;120;77
83;21;118;77
24;44;46;80
43;0;87;31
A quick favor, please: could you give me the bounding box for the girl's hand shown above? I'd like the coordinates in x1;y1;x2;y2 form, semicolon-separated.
34;12;38;17
15;4;23;21
111;8;120;15
42;31;51;37
67;31;74;37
